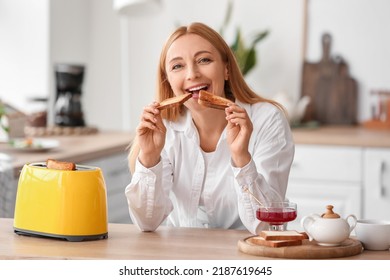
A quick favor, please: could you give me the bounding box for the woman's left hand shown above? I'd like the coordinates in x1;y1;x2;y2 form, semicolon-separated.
225;103;253;167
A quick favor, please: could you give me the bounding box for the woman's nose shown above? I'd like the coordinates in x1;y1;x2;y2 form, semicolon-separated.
186;64;200;80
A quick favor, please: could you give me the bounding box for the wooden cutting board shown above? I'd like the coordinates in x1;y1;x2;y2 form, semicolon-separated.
301;33;358;125
238;236;363;259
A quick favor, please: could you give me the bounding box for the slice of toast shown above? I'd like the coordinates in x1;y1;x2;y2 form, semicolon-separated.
157;93;192;110
260;230;308;241
248;236;302;248
198;90;231;110
46;159;76;171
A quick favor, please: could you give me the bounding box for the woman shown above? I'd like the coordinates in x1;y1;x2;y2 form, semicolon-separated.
125;22;294;234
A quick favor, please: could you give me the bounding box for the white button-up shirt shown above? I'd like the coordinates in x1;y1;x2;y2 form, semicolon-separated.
125;100;295;234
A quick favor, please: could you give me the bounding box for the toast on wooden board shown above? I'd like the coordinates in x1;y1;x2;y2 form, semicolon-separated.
248;236;303;248
260;230;308;241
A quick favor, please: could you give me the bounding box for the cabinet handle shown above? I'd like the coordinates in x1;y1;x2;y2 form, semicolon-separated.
378;161;386;198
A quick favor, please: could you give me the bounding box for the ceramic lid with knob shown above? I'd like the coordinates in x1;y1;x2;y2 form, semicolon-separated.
321;205;340;219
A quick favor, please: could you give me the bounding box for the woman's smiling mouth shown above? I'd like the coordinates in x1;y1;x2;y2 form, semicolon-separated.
186;84;209;98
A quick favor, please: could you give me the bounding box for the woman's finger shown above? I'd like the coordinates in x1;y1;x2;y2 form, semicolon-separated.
137;121;157;131
141;103;161;123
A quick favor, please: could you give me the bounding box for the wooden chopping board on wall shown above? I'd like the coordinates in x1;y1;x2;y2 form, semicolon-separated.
301;33;358;125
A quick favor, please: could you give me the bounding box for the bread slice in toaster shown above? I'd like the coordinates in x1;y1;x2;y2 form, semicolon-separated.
46;159;76;171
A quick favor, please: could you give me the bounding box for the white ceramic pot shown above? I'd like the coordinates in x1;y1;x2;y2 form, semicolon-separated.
301;205;357;246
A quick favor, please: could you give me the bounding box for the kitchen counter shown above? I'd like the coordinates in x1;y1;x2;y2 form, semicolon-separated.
0;130;134;177
292;125;390;148
2;126;389;177
0;218;389;260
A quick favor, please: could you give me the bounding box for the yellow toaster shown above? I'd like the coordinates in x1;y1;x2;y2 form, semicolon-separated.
14;162;108;241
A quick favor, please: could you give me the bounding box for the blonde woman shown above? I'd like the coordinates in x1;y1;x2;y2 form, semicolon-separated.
126;22;294;234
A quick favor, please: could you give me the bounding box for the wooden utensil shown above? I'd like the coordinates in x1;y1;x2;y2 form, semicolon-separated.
301;33;358;125
243;186;267;210
157;93;192;110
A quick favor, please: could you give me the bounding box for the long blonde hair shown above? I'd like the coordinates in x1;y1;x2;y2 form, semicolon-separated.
129;22;283;173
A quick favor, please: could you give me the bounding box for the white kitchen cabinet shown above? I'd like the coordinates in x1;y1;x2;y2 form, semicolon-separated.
363;148;390;220
82;152;132;224
286;145;363;231
0;155;16;218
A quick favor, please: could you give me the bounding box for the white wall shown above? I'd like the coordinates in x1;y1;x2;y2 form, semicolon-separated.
48;0;91;125
306;0;390;123
73;0;122;130
0;0;49;113
1;0;389;131
0;0;305;131
98;0;305;131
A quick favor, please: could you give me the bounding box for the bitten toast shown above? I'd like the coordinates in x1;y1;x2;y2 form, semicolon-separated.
157;93;192;110
198;90;231;110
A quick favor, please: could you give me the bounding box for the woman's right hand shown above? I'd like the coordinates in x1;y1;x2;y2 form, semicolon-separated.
137;102;166;168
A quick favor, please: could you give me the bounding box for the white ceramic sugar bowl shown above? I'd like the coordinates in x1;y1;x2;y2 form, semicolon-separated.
301;205;357;246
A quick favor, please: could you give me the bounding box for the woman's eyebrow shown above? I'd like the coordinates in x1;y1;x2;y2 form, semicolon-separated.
167;56;183;64
168;50;213;64
194;50;212;57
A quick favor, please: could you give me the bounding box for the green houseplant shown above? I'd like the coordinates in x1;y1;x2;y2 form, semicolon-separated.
0;100;9;134
220;1;269;76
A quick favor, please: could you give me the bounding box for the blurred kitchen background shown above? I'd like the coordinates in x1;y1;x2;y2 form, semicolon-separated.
1;0;388;132
1;0;389;227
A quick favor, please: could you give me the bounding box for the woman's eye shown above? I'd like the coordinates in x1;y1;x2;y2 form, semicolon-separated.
172;64;183;71
198;57;212;64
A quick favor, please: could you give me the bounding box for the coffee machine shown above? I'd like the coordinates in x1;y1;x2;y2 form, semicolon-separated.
54;64;86;127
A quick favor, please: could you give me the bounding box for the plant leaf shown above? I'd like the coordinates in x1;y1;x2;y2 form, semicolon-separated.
218;1;269;76
250;30;269;48
242;48;257;76
231;30;249;73
219;0;234;36
230;28;241;52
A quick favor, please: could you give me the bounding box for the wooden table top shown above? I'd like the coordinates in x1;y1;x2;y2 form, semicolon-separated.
1;218;389;260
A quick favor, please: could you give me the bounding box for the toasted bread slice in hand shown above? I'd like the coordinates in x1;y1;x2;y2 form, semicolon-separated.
157;93;192;110
260;230;308;241
198;90;231;110
46;159;76;171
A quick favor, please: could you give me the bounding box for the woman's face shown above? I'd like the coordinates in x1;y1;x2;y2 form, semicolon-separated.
165;34;228;109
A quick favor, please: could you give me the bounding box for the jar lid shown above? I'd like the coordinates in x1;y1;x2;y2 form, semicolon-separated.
321;205;340;218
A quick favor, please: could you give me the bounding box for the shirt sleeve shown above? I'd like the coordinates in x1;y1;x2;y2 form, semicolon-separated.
231;104;295;234
125;157;173;231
